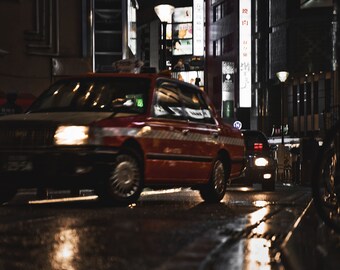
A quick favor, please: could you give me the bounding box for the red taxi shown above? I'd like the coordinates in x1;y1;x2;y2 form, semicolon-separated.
0;73;245;205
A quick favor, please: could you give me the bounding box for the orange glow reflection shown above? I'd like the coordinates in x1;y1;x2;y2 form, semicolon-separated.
244;206;271;269
245;238;271;270
250;207;269;224
250;207;269;235
240;187;252;192
253;200;269;208
52;229;79;270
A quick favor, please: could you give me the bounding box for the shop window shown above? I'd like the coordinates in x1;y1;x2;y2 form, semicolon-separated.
213;1;234;22
214;40;221;57
213;4;222;22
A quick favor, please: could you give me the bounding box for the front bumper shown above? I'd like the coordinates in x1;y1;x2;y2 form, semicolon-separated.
244;155;277;183
245;166;276;182
0;146;119;189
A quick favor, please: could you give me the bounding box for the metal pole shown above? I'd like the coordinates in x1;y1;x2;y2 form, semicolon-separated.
281;82;285;145
162;22;167;71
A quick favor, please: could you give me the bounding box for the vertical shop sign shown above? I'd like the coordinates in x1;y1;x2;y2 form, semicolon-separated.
127;0;137;56
222;61;234;118
193;0;204;56
239;0;251;107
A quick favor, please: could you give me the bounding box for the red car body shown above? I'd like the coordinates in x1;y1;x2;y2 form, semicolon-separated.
0;72;245;205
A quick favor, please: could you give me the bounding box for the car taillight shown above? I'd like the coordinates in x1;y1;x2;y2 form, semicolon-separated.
254;143;263;151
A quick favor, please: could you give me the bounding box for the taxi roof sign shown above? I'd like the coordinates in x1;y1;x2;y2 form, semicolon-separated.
112;59;144;73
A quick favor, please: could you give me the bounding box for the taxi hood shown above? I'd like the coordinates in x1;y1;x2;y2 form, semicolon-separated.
0;112;117;126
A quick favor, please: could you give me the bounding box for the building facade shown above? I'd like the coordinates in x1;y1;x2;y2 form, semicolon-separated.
1;0;338;141
205;0;337;139
267;0;334;139
0;0;135;98
205;0;238;124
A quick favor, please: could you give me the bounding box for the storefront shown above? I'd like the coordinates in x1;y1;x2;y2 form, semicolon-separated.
155;1;205;89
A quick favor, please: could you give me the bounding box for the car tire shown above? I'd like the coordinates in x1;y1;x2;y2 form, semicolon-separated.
97;151;143;205
262;180;275;191
0;188;17;205
199;158;228;203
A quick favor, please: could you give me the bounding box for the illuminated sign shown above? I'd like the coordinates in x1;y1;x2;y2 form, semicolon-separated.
127;0;137;56
239;0;252;108
173;7;192;23
222;61;234;118
173;39;192;56
193;0;204;56
172;7;193;56
173;23;193;39
233;121;242;130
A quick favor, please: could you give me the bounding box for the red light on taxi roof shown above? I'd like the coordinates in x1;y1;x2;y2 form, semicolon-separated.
254;143;263;151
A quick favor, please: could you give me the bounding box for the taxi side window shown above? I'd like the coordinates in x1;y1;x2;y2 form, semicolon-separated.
152;81;185;120
180;85;215;124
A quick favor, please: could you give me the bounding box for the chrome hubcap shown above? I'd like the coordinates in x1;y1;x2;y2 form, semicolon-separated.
213;160;225;195
109;156;140;198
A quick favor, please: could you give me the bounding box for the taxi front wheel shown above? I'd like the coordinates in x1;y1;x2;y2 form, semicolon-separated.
199;159;227;203
97;152;143;205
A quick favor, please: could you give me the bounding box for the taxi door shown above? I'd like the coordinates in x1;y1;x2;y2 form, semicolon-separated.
177;83;221;182
144;79;193;183
144;80;219;184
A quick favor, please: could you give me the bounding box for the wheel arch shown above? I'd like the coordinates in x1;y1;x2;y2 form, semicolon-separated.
121;139;145;163
217;149;231;179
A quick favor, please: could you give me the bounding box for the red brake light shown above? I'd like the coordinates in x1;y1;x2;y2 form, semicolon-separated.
254;143;263;151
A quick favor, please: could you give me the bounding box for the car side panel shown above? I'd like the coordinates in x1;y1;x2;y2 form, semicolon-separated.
143;119;213;183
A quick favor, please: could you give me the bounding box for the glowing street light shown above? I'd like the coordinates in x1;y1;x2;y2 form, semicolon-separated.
276;71;289;145
154;4;175;71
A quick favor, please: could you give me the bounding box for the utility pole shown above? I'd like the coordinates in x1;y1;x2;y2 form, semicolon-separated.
332;0;339;124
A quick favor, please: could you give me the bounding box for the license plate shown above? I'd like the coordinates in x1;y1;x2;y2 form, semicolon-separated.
4;156;33;171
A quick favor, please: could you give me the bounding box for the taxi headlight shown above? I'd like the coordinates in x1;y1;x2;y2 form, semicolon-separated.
254;157;269;167
54;126;89;145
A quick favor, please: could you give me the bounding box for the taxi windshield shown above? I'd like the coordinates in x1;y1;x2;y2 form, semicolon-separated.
28;77;150;114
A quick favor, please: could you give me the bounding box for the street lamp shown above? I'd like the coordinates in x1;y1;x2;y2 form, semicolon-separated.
276;71;289;145
154;4;175;71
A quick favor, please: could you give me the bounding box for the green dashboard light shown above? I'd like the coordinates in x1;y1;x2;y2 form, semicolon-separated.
136;98;144;108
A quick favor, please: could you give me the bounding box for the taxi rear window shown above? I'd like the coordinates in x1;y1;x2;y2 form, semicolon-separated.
28;77;151;114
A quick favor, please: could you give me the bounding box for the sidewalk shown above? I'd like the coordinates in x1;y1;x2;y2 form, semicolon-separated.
281;199;340;270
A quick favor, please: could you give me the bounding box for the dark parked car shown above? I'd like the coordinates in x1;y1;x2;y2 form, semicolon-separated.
0;72;245;205
241;130;277;191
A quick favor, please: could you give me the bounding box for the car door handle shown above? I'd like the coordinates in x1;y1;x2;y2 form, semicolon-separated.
212;132;219;138
182;129;189;135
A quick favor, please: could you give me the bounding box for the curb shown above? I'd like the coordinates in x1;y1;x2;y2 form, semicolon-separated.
280;199;340;270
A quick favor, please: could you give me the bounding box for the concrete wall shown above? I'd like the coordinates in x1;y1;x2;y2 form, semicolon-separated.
0;0;85;98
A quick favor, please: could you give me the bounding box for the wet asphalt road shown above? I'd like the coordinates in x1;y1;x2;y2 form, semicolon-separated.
0;183;311;270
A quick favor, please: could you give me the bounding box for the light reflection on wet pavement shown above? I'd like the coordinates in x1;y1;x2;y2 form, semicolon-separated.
0;185;320;270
